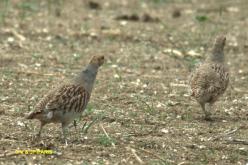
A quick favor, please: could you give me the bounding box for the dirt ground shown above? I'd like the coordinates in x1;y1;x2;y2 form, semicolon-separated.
0;0;248;164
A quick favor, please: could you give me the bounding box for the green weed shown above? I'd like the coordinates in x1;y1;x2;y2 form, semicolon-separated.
97;134;116;147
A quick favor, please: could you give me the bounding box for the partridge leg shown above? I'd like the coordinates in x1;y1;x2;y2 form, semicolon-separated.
37;122;45;138
73;119;82;139
200;103;212;121
205;103;214;120
73;120;77;131
61;122;69;146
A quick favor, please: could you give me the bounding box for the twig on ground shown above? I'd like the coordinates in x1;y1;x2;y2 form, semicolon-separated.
3;28;26;41
225;138;248;145
137;147;171;163
208;127;240;141
126;147;144;164
0;151;18;158
16;70;57;76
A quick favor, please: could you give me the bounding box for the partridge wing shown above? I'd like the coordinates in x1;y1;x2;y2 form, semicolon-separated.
26;84;90;119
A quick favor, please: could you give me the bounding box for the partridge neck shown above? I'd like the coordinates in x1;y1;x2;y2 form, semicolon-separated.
207;46;225;63
74;64;99;93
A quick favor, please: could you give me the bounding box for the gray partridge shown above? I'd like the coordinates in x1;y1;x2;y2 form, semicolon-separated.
26;55;105;144
189;36;229;120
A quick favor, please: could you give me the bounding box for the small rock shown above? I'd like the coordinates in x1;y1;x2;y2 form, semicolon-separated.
161;128;169;134
7;37;14;43
172;8;181;18
88;1;101;10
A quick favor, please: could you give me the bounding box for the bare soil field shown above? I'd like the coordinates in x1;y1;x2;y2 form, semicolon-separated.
0;0;248;164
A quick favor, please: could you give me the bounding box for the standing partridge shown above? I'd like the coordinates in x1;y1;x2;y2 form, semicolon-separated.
189;36;229;120
26;55;105;144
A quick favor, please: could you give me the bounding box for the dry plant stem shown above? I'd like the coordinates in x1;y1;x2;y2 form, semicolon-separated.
137;147;169;163
225;138;248;145
3;28;26;41
126;147;144;164
100;123;115;148
209;127;240;141
0;151;18;158
16;70;57;76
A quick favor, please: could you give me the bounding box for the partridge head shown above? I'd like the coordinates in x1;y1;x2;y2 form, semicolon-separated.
207;35;226;63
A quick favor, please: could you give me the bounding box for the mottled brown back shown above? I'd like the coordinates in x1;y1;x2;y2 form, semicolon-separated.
190;62;229;104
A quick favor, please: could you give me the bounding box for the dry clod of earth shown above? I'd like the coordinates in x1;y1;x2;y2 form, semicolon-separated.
172;8;181;18
87;1;101;10
189;35;229;120
115;13;160;23
25;56;105;145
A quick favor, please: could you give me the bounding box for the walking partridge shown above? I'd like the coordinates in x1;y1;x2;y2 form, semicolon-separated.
26;55;105;144
189;36;229;120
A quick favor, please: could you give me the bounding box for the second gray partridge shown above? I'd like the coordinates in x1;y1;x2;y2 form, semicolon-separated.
26;55;105;144
189;36;229;120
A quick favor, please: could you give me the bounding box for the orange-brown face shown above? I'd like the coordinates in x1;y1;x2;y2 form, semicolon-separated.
90;55;105;66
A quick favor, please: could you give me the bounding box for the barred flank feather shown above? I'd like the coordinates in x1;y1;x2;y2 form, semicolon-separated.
27;84;90;120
